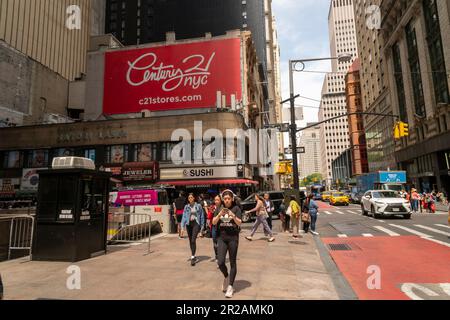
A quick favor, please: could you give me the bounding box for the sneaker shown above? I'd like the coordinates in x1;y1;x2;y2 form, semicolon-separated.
191;257;199;266
225;285;234;298
311;231;319;236
222;277;229;292
245;236;253;241
268;237;275;242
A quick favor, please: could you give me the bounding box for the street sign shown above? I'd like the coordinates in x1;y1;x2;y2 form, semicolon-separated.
284;147;306;154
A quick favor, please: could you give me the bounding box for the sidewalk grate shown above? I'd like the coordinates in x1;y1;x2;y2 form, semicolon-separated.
328;243;352;251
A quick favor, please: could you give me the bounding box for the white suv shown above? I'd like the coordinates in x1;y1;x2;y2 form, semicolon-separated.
361;190;412;219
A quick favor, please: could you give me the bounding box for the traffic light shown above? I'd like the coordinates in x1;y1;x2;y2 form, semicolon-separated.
399;122;409;137
394;122;401;139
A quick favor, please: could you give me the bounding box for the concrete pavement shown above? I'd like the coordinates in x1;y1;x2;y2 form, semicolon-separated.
0;223;340;300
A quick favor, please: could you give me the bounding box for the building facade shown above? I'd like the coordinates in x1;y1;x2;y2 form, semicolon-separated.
345;59;369;176
331;148;352;188
353;0;396;172
319;0;359;187
299;123;322;179
0;0;98;126
380;0;450;194
0;32;271;199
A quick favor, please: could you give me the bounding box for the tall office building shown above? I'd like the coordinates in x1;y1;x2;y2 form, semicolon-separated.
105;0;267;69
319;0;359;186
352;0;396;172
299;123;322;179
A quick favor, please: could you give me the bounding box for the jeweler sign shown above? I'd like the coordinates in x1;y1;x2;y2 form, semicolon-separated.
122;162;159;182
103;38;242;114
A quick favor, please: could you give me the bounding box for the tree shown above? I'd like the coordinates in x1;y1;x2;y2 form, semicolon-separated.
300;173;323;187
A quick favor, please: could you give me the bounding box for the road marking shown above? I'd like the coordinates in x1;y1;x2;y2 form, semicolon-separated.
435;224;450;230
388;224;431;237
421;237;450;248
378;220;385;223
346;210;358;214
337;234;348;238
324;211;333;215
415;225;450;237
335;211;345;215
373;226;400;236
362;233;374;237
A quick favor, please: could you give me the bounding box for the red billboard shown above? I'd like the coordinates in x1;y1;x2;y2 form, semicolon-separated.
103;38;242;114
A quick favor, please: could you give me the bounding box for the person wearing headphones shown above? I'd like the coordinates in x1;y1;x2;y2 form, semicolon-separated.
181;193;205;266
212;190;242;298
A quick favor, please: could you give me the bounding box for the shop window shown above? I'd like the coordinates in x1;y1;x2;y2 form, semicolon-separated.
84;149;96;162
54;148;75;157
26;150;49;168
2;151;22;169
134;143;157;162
105;145;129;164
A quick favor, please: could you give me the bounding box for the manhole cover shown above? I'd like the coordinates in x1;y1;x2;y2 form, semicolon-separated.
328;243;352;251
288;240;307;245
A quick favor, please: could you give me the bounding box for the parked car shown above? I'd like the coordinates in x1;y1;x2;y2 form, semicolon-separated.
361;190;412;219
330;192;350;206
350;191;364;204
241;191;285;223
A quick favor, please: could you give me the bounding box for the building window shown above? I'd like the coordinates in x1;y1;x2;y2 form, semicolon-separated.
54;148;75;157
134;143;157;162
405;22;426;117
2;151;22;169
423;0;450;104
392;43;408;122
26;150;49;168
84;149;96;162
161;142;176;162
106;145;129;164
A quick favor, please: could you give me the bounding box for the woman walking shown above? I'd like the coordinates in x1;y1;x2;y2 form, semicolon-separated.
245;194;275;242
212;190;242;298
307;194;320;235
302;195;311;233
288;195;301;238
173;191;187;239
181;193;205;266
210;195;223;262
279;202;290;233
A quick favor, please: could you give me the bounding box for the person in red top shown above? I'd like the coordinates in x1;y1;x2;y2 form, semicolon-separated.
411;188;420;213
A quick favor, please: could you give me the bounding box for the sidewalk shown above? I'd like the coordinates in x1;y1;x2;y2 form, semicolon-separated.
0;223;339;300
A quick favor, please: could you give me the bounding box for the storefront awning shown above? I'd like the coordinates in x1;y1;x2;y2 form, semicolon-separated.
156;179;259;186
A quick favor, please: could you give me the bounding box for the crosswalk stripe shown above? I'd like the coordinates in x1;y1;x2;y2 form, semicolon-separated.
373;226;400;236
324;211;332;215
346;210;357;214
388;224;431;237
362;233;374;237
336;211;345;215
337;234;348;238
422;237;450;248
414;225;450;237
435;224;450;230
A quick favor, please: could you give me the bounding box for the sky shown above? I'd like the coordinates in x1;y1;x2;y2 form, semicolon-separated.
272;0;332;126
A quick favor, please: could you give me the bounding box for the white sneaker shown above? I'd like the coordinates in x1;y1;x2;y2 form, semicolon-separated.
311;231;319;236
225;285;234;298
222;277;229;292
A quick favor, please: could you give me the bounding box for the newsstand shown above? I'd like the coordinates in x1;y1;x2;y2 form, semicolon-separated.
32;168;111;262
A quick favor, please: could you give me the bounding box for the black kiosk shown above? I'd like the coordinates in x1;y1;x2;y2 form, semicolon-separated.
33;166;111;262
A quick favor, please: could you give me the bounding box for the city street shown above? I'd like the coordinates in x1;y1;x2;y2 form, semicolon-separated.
315;201;450;300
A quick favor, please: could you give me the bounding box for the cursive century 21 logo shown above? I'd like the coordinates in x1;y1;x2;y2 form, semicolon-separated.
126;52;216;92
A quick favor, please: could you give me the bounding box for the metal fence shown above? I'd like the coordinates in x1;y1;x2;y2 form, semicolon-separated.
107;212;152;255
0;215;35;261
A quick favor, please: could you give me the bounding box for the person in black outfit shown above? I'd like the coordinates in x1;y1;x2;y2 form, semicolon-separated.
0;272;3;300
173;191;187;238
212;189;242;299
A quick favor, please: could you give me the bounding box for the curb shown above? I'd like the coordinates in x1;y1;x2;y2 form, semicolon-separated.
313;236;358;300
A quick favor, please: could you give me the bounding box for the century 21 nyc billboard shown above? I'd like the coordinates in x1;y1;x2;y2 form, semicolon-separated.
103;38;242;114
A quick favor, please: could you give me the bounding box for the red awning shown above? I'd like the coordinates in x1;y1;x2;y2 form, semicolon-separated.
156;179;259;186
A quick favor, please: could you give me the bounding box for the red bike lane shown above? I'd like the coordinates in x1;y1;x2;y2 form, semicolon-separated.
322;235;450;300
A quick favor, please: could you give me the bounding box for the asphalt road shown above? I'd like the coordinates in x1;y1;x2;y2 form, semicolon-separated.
315;202;450;247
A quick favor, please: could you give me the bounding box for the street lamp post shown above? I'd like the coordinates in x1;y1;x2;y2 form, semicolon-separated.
287;54;352;190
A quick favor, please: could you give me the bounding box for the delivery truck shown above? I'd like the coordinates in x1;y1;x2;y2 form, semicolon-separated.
356;171;407;193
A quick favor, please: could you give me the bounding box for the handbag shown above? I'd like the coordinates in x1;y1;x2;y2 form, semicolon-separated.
286;204;293;217
301;212;311;223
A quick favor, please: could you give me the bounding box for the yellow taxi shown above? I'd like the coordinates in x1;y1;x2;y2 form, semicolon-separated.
330;192;350;206
321;191;332;202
